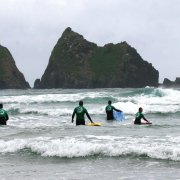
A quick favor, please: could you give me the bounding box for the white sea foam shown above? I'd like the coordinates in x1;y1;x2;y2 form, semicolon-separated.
114;88;180;114
2;88;180;115
0;136;180;161
8;115;70;128
19;107;72;116
0;92;108;104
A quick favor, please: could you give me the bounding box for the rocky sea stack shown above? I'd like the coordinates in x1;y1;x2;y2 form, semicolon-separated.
34;27;159;89
0;45;30;89
162;78;180;87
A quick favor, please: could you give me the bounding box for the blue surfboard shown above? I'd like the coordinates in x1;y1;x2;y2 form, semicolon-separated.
113;110;125;121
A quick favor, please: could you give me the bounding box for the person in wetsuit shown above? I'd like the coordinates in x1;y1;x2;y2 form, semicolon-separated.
105;100;122;120
0;104;9;125
72;101;94;125
134;107;150;125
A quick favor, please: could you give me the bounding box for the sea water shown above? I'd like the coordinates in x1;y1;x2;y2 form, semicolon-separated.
0;87;180;180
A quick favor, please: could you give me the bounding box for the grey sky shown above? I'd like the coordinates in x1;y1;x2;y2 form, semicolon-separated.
0;0;180;86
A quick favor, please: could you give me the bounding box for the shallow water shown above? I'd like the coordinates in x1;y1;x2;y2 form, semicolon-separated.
0;87;180;179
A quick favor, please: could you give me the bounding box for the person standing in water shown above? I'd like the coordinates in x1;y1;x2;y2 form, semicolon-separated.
0;104;9;125
134;107;150;125
72;101;94;125
105;100;122;120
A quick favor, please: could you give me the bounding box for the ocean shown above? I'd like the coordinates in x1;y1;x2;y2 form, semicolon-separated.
0;87;180;180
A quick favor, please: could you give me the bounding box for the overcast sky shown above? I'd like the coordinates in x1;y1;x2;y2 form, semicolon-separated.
0;0;180;86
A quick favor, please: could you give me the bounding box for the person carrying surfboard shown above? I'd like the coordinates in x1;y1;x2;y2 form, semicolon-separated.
134;107;151;125
0;103;9;125
72;101;94;125
105;100;122;120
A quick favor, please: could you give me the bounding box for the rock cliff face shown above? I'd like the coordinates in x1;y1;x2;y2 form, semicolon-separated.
34;27;159;88
162;78;180;87
0;45;30;89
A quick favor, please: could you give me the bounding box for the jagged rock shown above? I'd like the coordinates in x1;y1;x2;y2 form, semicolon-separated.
162;77;180;87
175;78;180;85
34;79;41;89
34;27;159;88
0;45;30;89
162;78;174;87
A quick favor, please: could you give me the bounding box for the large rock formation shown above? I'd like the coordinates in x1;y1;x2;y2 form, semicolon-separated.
0;45;30;89
34;27;159;88
162;78;180;87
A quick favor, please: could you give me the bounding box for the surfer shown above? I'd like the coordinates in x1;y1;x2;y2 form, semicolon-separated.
72;101;94;125
0;103;9;125
105;100;122;120
134;107;150;125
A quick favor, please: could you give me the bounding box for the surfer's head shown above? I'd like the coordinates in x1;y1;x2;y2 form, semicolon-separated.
0;104;3;109
79;101;83;106
108;100;112;105
139;107;143;112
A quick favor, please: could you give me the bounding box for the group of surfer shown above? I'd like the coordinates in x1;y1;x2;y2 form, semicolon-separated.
72;100;151;126
0;101;150;126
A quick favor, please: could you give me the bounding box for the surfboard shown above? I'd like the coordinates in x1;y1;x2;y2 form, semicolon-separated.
133;121;152;125
141;120;152;125
113;110;125;121
87;122;102;126
141;122;152;125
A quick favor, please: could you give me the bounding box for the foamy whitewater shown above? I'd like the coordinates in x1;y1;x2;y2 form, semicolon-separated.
0;88;180;179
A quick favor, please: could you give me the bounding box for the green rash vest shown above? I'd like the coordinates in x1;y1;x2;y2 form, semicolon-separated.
135;112;145;120
0;109;8;119
73;106;88;120
105;105;115;111
134;112;145;124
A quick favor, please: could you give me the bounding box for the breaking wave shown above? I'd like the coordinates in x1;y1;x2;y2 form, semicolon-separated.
0;135;180;161
3;88;180;116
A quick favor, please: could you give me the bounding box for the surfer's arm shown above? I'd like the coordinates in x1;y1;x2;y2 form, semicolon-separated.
142;115;149;123
86;111;93;123
113;107;122;112
5;113;9;121
72;110;76;123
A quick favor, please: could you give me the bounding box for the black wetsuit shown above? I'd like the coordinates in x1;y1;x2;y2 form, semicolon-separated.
105;105;121;120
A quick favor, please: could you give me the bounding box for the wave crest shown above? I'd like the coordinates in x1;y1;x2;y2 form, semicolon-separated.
0;136;180;161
